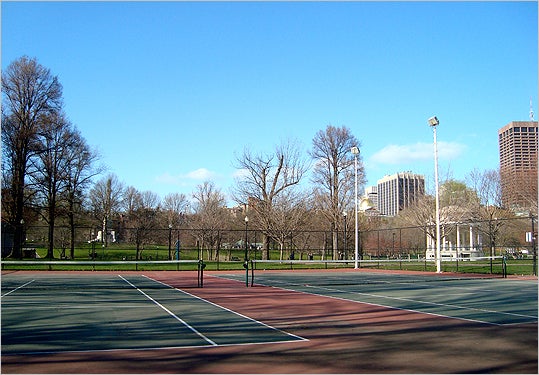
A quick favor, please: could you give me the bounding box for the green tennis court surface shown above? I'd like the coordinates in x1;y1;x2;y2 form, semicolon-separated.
1;273;306;355
217;270;538;326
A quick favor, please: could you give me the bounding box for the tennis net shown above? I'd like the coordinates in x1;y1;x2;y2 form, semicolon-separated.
242;257;509;288
1;259;207;287
251;256;507;274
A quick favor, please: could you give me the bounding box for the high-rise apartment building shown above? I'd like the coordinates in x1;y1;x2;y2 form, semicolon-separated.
377;172;425;216
498;121;538;210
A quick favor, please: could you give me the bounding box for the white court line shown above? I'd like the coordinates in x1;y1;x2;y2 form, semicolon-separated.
1;279;35;297
248;277;537;326
3;338;306;356
143;275;308;342
310;283;538;320
118;275;217;346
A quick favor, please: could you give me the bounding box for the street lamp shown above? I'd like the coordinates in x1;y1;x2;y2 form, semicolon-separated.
244;216;249;261
168;224;172;260
351;146;360;269
428;116;442;273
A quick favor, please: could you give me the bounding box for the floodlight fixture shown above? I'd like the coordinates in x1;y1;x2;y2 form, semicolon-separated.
428;116;439;127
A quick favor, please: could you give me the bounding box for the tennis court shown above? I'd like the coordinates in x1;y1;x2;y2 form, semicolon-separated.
1;272;305;353
223;267;538;326
1;268;537;373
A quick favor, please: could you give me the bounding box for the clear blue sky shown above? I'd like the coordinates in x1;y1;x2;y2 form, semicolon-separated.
2;1;537;204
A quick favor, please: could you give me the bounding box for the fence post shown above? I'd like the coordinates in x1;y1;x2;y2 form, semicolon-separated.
531;213;537;276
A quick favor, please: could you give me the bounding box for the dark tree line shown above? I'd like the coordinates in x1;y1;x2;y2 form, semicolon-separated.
2;56;100;258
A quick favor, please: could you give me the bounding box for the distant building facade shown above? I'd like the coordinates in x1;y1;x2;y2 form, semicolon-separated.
498;121;538;211
377;172;425;216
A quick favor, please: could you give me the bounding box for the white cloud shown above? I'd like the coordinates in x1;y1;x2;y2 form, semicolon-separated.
186;168;216;180
370;142;466;165
438;141;467;160
154;172;185;185
232;168;250;179
155;168;217;186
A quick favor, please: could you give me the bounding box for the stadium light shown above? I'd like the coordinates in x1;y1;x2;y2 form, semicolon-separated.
351;146;360;269
428;116;442;273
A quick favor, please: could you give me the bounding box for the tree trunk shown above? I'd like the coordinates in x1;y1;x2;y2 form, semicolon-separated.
332;227;338;260
12;169;25;259
262;234;271;260
47;197;56;259
68;201;76;259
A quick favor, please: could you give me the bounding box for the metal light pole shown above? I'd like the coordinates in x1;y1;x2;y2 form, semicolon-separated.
531;212;537;276
351;146;360;269
168;224;172;260
428;116;442;273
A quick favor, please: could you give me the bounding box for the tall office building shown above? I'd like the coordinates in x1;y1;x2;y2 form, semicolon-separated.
377;172;425;216
498;121;538;210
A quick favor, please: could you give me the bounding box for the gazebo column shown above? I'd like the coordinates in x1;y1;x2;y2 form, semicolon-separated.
469;225;474;251
456;224;460;258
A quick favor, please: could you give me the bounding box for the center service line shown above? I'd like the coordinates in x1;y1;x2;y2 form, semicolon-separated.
1;279;35;297
118;275;218;346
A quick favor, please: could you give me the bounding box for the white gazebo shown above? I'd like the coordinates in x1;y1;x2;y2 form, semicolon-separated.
426;221;484;260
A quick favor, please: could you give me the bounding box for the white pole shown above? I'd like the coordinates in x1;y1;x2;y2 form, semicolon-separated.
432;124;442;273
354;151;359;269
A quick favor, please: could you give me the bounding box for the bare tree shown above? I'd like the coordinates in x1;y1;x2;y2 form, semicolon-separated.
265;189;310;260
162;192;190;259
89;174;125;246
63;128;102;259
27;111;75;259
232;139;309;260
162;192;190;227
467;169;514;256
399;194;437;249
122;189;160;260
191;181;228;260
310;125;363;259
1;56;63;258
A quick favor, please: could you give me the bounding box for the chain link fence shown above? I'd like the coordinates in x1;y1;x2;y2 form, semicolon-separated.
7;216;535;265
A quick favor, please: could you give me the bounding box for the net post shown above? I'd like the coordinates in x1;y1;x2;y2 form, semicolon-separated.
250;259;254;287
243;260;249;287
198;259;205;287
